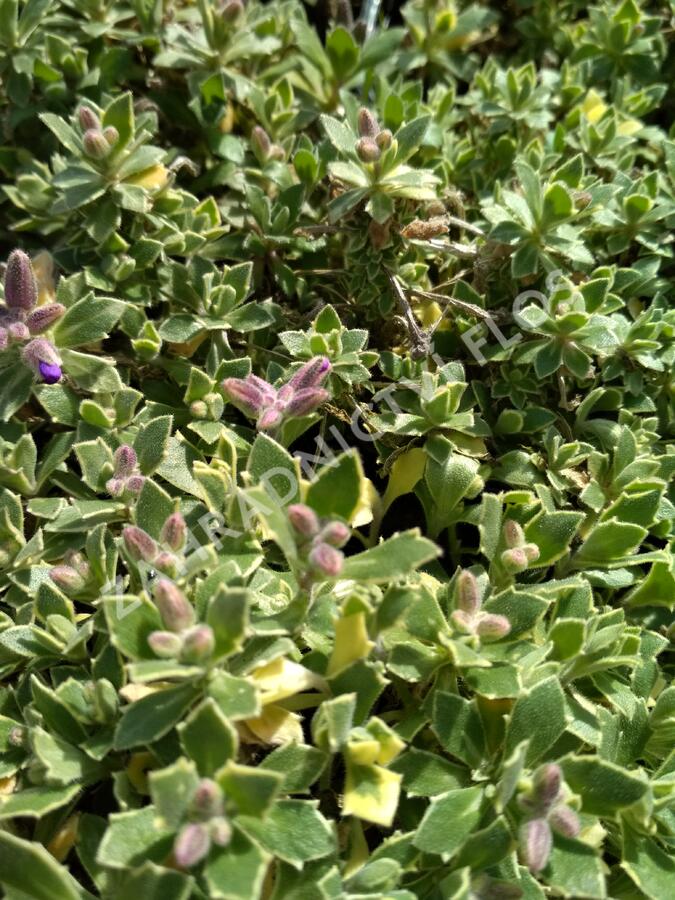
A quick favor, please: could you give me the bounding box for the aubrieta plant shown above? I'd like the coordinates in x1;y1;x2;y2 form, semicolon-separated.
0;1;673;899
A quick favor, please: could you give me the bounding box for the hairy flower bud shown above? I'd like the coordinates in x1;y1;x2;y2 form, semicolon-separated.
376;128;393;150
450;608;475;633
221;376;270;418
319;520;350;548
102;126;119;146
25;303;66;334
523;542;540;562
125;474;146;494
4;249;37;311
548;804;580;838
251;125;272;161
9;321;30;342
457;569;480;616
78;105;101;131
519;818;552;874
50;565;85;593
501;547;529;573
476;613;511;641
181;625;215;663
309;542;343;577
210;816;233;847
148;630;184;658
503;519;525;549
83;129;111;159
288;503;320;538
190;779;224;820
533;764;562;811
122;525;158;563
154;579;194;632
221;0;244;21
288;357;331;393
357;107;379;138
161;511;187;551
174;822;211;868
285;387;329;418
113;445;137;477
0;326;7;351
22;338;61;382
257;405;284;432
356;136;381;163
154;550;178;576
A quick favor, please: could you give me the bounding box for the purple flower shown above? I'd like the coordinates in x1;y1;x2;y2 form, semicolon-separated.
22;337;62;382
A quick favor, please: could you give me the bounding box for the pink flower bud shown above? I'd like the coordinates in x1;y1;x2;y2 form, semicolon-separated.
49;565;85;593
309;542;343;577
154;551;178;576
246;374;277;403
181;625;215;663
376;129;393;150
319;520;350;548
251;125;272;161
357;108;379;138
174;822;211;868
148;630;184;658
287;357;331;392
548;804;580;838
257;405;284;431
221;376;272;418
356;137;381;163
0;327;7;351
102;126;119;145
122;525;158;562
153;579;194;632
113;445;137;477
8;321;29;342
533;764;562;811
221;0;244;21
161;512;187;551
503;520;525;549
457;570;480;616
210;817;232;847
22;338;62;382
4;250;37;311
105;477;124;496
190;779;224;820
450;608;475;633
125;474;145;494
78;106;101;131
25;303;65;334
519;818;552;874
476;613;511;642
284;387;329;418
83;129;111;159
523;542;540;562
288;504;320;538
501;547;529;573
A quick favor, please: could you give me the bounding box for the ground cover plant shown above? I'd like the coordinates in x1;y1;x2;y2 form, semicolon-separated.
0;0;674;897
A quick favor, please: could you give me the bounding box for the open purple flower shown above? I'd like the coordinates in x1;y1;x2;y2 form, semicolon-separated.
22;338;62;384
38;361;62;384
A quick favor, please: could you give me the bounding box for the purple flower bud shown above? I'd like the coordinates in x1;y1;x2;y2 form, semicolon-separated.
102;126;119;145
457;570;480;616
174;822;211;868
221;0;244;21
285;387;329;418
4;250;37;311
221;376;272;418
154;551;178;576
257;405;284;432
153;579;194;632
83;129;111;159
9;321;30;342
533;764;562;811
49;565;85;593
64;550;90;578
113;445;137;477
148;630;184;658
319;520;350;548
376;129;393;150
356;137;381;163
161;512;187;551
476;613;511;642
357;108;379;138
190;779;224;820
246;374;278;403
25;303;65;334
548;804;580;838
450;608;475;633
210;817;233;847
309;542;343;577
78;105;101;131
501;547;529;574
288;503;320;538
251;125;272;161
125;474;146;494
181;625;215;663
22;338;61;380
519;818;552;874
287;357;331;392
38;360;62;384
503;520;525;549
122;525;158;563
106;477;124;497
0;327;7;351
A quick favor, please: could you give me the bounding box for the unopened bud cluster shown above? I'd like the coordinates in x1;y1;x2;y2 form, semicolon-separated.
450;570;511;641
49;550;92;595
288;503;350;579
518;763;580;873
78;105;119;161
500;520;540;574
106;445;146;498
355;107;393;164
147;577;215;665
122;510;188;579
173;779;231;868
1;249;65;383
221;357;331;433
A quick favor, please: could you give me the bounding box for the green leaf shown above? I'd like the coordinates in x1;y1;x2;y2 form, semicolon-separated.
204;828;270;900
114;683;199;750
561;756;647;815
97;805;174;868
207;587;249;660
0;831;83;900
340;530;440;583
394;116;431;163
573;519;648;566
247;433;300;506
413;786;483;855
238;800;335;864
53;295;124;348
135;415;173;475
305;449;363;520
179;698;238;775
102;92;134;149
216;761;283;817
524;511;584;566
505;677;566;764
259;743;327;793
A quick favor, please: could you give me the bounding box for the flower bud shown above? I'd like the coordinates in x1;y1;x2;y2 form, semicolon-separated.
148;629;184;658
0;327;7;351
64;550;90;579
376;128;393;150
154;551;178;576
161;512;187;551
257;405;284;432
221;0;244;21
25;303;65;334
285;387;329;418
548;804;580;838
357;108;379;138
533;764;561;811
190;400;208;418
102;126;119;146
94;679;119;721
49;565;85;593
500;547;529;574
78;106;101;131
190;779;224;820
210;816;233;847
476;613;511;642
309;542;343;577
251;125;272;162
519;818;552;874
125;474;146;494
221;376;270;418
22;338;62;382
457;569;480;616
523;543;540;562
288;503;320;538
174;822;211;868
122;525;158;563
4;249;38;310
153;579;194;632
288;357;331;392
319;520;350;548
181;625;215;663
503;520;525;549
356;136;381;163
83;129;111;159
8;321;30;342
8;726;26;748
113;445;137;478
450;608;475;633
